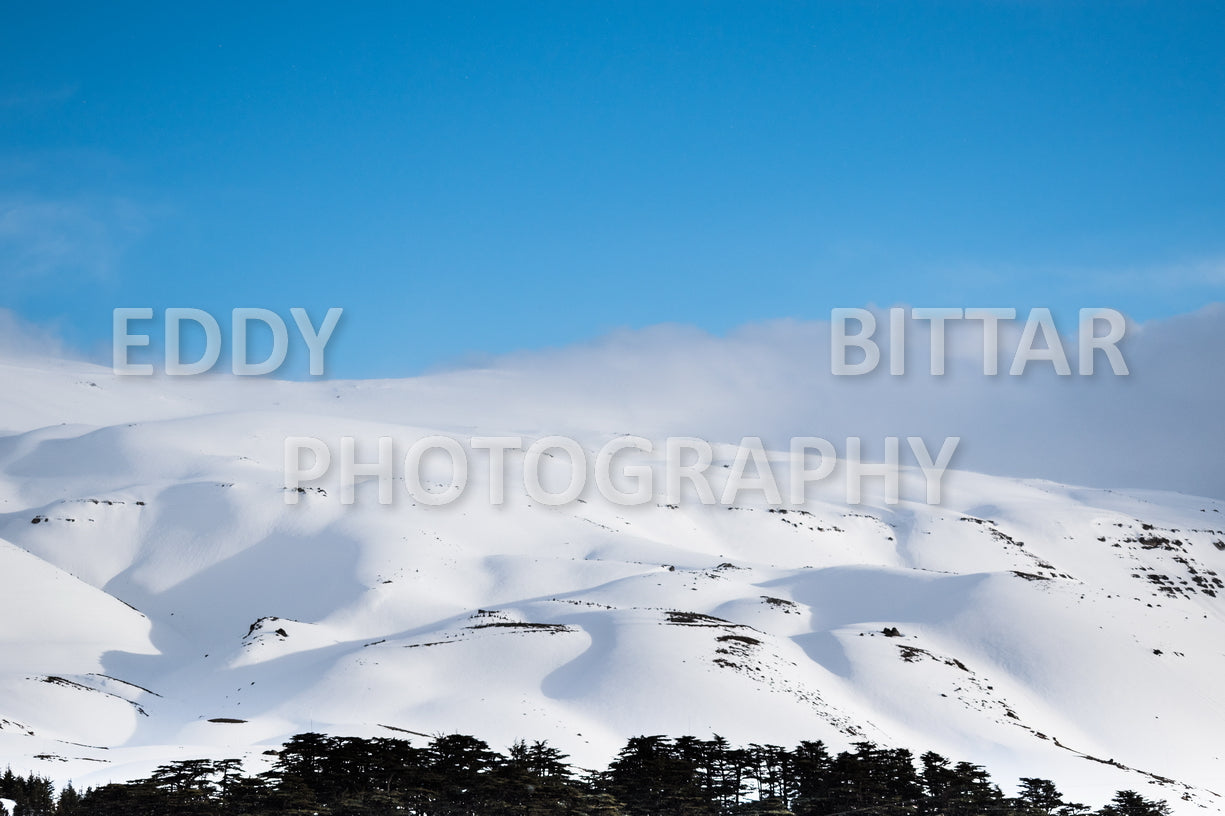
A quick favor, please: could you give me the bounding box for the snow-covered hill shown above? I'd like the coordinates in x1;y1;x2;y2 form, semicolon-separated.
0;355;1222;812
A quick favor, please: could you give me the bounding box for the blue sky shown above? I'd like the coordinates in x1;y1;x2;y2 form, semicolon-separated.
2;2;1224;378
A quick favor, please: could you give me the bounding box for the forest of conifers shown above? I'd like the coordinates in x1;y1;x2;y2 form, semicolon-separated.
1;732;1173;816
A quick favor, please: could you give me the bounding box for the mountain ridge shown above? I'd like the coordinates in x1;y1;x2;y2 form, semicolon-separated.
0;357;1222;811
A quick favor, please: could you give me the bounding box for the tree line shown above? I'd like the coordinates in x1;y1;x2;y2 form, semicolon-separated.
1;732;1173;816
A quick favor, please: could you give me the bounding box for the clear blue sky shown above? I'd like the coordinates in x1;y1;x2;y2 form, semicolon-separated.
3;2;1223;378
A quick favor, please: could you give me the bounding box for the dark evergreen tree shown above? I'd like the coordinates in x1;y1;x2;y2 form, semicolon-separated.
790;740;834;816
52;783;80;816
426;733;500;816
0;771;56;816
268;731;334;812
603;735;715;816
1013;777;1091;816
924;759;1003;816
1097;790;1172;816
149;758;219;815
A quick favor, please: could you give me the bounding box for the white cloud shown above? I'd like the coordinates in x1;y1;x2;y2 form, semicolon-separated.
0;307;75;361
0;83;78;110
1;302;1221;499
1090;256;1225;291
0;194;146;284
433;305;1225;499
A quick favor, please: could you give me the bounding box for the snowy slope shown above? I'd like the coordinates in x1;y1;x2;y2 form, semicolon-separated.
0;356;1223;811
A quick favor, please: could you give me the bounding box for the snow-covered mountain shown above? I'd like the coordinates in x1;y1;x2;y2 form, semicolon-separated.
1;355;1223;812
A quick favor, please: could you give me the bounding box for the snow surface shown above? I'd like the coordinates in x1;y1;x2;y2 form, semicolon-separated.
0;356;1222;812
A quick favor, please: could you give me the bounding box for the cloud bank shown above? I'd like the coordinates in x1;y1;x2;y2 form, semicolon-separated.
430;305;1225;500
1;303;1221;500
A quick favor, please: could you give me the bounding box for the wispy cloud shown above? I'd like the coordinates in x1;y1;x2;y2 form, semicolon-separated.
0;194;147;285
0;83;78;110
0;307;75;361
1094;256;1225;291
2;299;1222;498
424;305;1225;499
